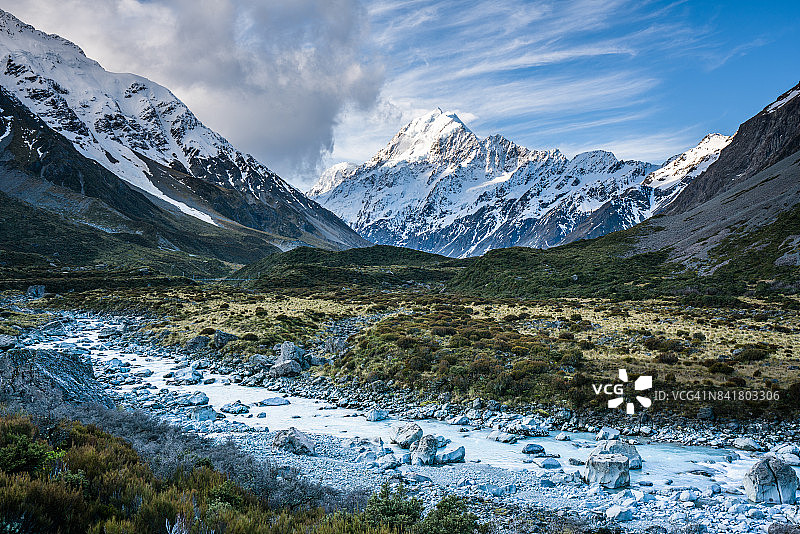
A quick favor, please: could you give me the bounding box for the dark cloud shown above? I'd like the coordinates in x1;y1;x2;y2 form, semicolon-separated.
4;0;384;187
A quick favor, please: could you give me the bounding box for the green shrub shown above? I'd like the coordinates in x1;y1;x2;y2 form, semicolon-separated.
414;496;481;534
364;483;422;532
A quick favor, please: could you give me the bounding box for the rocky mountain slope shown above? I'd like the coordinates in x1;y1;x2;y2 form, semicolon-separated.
0;9;367;253
665;80;800;215
310;109;729;257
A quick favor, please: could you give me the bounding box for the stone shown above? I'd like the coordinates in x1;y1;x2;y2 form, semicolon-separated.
744;458;799;504
213;331;239;349
768;523;800;534
378;454;401;470
26;285;45;298
390;423;423;448
411;435;438;466
590;440;643;469
605;505;633;521
356;451;377;463
173;367;203;385
366;409;388;422
269;359;302;377
0;335;16;351
436;446;465;464
186;391;209;406
257;412;267;418
679;490;698;502
448;415;470;425
555;432;571;441
192;405;218;421
258;397;290;406
540;458;561;469
522;443;545;455
733;437;762;451
584;453;630;488
273;427;315;455
220;400;250;414
277;341;308;369
185;336;210;351
596;427;620;440
133;368;153;377
487;430;517;443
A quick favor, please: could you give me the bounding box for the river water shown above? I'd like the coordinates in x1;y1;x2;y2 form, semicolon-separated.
30;315;780;495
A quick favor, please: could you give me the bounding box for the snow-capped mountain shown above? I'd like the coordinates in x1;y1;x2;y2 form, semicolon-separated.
0;9;366;251
310;108;730;257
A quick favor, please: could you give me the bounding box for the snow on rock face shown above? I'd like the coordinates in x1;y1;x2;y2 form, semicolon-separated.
765;83;800;114
311;109;729;258
0;9;311;226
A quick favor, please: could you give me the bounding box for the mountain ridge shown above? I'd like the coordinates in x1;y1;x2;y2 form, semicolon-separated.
310;108;729;257
0;8;367;252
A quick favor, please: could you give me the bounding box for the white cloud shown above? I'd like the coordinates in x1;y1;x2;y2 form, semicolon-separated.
2;0;383;188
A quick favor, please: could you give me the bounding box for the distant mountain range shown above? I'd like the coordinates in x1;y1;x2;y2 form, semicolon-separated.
310;110;731;257
0;8;367;270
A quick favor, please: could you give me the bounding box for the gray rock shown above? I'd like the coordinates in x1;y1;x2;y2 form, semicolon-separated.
366;409;388;422
390;423;423;448
220;400;250;414
186;391;209;406
133;368;153;377
448;415;470;425
258;397;291;406
185;336;210;351
555;432;571;441
436;446;465;464
26;285;45;298
213;331;239;349
605;505;633;522
0;335;16;351
744;458;799;504
591;440;643;469
768;523;800;534
584;453;630;488
540;458;561;469
269;359;302;377
487;430;517;443
172;367;203;385
277;341;308;369
411;435;438;466
596;427;620;440
192;405;218;421
734;437;763;451
273;427;315;455
522;443;545;455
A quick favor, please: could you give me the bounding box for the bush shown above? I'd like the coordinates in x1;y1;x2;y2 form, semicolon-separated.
0;418;52;475
414;495;481;534
364;483;422;532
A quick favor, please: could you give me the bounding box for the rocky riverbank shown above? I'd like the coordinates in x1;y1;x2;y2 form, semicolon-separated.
5;304;800;533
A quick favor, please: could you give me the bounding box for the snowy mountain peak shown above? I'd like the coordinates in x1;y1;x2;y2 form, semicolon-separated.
643;133;733;191
308;161;357;197
373;108;475;164
311;110;732;258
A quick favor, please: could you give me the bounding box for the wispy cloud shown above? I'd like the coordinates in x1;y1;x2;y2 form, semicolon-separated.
329;0;758;170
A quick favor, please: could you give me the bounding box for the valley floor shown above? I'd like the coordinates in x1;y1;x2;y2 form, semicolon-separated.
3;286;800;533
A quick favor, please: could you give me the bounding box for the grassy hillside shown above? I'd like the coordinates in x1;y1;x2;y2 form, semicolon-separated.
0;191;232;289
234;245;472;290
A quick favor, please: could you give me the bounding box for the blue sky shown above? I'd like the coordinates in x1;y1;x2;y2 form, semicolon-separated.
331;0;800;171
6;0;800;187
